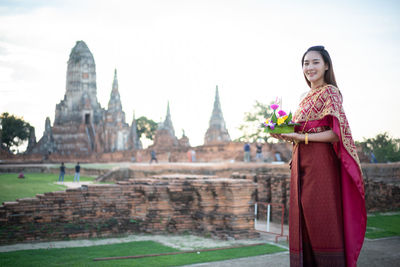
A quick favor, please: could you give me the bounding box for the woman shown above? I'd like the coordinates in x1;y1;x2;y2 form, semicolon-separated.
271;46;366;266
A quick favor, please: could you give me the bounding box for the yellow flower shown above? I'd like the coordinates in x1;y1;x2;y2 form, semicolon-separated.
265;119;270;124
282;115;288;121
277;117;285;125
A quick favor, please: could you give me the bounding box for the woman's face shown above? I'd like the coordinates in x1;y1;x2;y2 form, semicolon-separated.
302;51;328;86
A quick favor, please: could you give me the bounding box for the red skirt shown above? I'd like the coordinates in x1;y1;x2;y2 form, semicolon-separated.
290;142;346;266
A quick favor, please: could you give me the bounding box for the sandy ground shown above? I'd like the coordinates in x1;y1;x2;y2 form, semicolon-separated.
55;181;93;188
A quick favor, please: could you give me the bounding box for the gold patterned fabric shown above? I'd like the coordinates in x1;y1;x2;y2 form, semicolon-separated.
293;85;361;170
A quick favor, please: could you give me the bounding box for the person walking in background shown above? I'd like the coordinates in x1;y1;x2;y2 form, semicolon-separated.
58;162;65;182
191;149;196;162
255;142;263;162
243;142;251;162
270;46;366;266
73;162;80;182
150;150;158;164
370;152;378;163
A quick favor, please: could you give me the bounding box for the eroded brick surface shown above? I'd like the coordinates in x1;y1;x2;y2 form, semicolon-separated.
0;176;258;244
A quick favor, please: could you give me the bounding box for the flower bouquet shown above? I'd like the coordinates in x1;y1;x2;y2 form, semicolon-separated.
263;103;299;134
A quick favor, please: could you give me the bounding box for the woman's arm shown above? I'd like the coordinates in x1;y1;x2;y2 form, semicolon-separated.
271;129;339;143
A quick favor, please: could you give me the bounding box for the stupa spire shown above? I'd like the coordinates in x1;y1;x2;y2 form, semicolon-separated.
106;69;126;125
158;101;175;137
112;69;118;90
204;85;231;144
107;68;123;112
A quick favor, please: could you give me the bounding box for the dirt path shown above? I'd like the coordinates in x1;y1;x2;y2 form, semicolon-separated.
54;181;93;188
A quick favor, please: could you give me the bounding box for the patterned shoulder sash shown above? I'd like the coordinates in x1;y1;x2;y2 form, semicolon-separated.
294;85;361;169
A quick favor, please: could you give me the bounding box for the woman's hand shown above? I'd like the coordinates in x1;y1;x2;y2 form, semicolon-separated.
270;133;303;143
281;133;303;143
281;133;304;143
270;133;284;140
271;130;339;144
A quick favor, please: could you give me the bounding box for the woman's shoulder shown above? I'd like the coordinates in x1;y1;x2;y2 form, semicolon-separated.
323;84;339;93
322;84;343;108
322;84;342;98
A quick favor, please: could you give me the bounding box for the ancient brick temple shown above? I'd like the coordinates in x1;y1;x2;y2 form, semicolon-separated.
18;40;291;162
148;102;190;159
29;41;141;156
204;86;231;145
151;102;179;150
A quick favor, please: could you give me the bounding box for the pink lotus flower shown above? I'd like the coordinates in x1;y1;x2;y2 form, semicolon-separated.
270;104;279;110
278;110;287;117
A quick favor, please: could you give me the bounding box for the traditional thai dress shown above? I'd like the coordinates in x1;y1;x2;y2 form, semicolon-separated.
290;85;366;267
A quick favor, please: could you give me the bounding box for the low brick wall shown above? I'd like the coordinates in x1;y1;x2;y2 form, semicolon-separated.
251;165;291;223
254;163;400;223
95;165;258;182
0;175;258;245
363;163;400;212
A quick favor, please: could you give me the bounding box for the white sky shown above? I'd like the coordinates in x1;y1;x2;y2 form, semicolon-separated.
0;0;399;147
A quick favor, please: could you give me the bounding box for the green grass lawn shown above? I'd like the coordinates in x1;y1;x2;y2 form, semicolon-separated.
0;240;285;267
366;212;400;239
0;173;97;204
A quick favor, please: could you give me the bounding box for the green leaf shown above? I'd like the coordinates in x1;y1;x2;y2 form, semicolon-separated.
271;111;277;123
286;113;292;123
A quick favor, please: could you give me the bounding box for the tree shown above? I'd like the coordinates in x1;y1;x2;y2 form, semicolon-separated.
136;116;158;141
236;101;275;143
0;112;32;153
358;132;400;163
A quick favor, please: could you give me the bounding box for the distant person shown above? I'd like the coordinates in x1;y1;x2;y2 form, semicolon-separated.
191;149;196;162
18;172;25;179
150;150;158;164
275;152;282;162
58;162;65;182
73;162;80;182
370;152;378;163
243;142;251;162
255;142;263;162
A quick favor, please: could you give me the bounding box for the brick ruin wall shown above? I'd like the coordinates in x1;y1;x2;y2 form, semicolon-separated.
0;163;398;245
0;176;258;245
92;163;400;221
362;163;400;212
0;142;293;164
253;163;400;223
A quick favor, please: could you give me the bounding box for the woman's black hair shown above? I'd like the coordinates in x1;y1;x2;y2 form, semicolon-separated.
301;46;338;88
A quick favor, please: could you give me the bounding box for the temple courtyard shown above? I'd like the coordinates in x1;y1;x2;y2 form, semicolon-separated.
0;162;399;266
